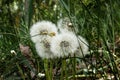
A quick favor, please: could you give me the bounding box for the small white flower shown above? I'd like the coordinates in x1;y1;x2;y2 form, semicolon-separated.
10;50;17;55
38;73;45;77
35;39;55;59
50;32;79;58
30;21;58;43
53;4;57;11
74;36;89;57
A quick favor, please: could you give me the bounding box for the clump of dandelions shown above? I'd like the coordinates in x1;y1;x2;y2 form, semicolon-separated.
30;21;58;43
30;21;58;59
57;17;89;57
50;32;79;58
30;18;89;59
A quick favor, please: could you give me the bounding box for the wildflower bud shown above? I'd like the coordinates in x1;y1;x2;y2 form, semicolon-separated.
37;73;45;77
10;50;17;55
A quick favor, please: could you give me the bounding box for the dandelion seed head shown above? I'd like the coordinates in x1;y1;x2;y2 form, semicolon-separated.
50;32;79;58
30;21;58;43
57;17;74;32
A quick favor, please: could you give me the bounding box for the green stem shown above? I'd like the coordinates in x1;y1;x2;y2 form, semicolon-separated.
16;63;25;80
60;59;68;80
50;60;53;80
60;60;64;80
72;57;76;80
44;59;50;80
64;59;68;80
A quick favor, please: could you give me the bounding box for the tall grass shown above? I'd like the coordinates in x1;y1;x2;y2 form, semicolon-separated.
0;0;120;79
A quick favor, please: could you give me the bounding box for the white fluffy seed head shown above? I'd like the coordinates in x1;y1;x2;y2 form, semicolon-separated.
30;21;58;43
50;32;79;58
57;17;73;32
73;36;89;57
57;17;78;33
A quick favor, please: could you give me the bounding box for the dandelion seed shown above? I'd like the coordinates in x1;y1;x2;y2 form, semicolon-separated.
30;21;58;43
50;32;79;58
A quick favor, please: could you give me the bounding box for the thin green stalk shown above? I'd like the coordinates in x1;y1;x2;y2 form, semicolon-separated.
60;59;68;80
60;59;64;80
64;59;68;80
16;63;25;80
72;57;76;80
49;60;53;80
44;59;50;80
37;60;40;72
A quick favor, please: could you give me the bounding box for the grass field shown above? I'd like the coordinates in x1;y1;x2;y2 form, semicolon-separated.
0;0;120;80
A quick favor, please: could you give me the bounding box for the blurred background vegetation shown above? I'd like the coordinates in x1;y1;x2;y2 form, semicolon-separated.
0;0;120;80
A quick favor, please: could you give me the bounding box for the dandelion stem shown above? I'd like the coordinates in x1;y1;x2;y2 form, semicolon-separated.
44;59;50;80
49;60;53;80
60;60;64;80
72;56;76;80
60;59;68;80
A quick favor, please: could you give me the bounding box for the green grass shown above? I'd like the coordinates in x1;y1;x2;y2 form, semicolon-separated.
0;0;120;80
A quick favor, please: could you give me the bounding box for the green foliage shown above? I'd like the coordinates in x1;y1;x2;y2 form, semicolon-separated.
0;0;120;79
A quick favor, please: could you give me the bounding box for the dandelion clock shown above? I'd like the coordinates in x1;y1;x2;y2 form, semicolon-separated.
30;20;58;59
57;17;78;33
50;32;79;58
30;21;58;43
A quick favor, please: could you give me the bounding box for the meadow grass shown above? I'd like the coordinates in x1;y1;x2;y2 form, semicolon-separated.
0;0;120;80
